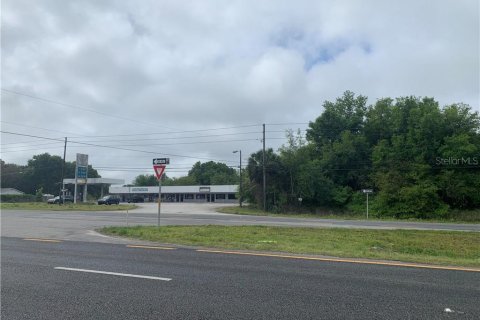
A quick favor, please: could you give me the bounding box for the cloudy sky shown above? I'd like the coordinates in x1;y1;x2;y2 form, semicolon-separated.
1;0;479;183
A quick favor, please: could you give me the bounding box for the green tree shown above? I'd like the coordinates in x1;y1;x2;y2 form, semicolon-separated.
167;175;197;186
1;154;102;198
25;153;64;194
278;129;308;200
246;149;288;210
306;91;367;149
133;174;158;186
0;160;29;192
369;97;474;217
188;161;238;185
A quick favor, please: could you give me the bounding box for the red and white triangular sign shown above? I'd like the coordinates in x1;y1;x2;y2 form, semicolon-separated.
153;165;166;180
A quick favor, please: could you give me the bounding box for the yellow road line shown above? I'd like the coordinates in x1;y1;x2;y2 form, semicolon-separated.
23;238;62;243
196;249;480;273
126;245;176;250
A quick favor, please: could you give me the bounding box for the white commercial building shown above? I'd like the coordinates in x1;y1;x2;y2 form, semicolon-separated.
109;185;238;203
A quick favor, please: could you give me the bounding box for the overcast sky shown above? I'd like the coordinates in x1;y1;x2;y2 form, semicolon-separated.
1;0;479;184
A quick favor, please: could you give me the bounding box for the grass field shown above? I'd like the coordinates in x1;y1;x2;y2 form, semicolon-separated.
100;225;480;267
217;206;480;223
0;202;137;211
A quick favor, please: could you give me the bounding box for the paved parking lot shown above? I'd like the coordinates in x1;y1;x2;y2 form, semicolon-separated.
126;202;234;215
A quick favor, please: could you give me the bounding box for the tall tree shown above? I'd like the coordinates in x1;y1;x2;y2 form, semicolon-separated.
246;149;288;210
188;161;238;185
133;174;158;186
306;91;367;149
1;153;102;198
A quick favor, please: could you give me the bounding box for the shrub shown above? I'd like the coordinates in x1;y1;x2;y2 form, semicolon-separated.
1;194;37;203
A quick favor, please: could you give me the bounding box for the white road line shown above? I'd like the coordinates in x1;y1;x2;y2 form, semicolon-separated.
54;267;172;281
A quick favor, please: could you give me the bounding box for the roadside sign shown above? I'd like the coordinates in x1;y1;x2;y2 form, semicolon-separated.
153;158;170;228
76;153;88;166
362;189;373;219
153;165;166;180
153;158;170;165
77;166;87;179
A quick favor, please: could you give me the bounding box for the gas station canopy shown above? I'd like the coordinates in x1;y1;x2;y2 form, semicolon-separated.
63;178;124;185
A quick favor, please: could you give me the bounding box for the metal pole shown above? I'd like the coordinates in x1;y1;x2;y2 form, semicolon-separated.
74;182;77;204
157;176;162;227
83;166;88;203
60;137;67;205
74;155;77;204
366;193;369;220
262;123;266;211
239;150;242;207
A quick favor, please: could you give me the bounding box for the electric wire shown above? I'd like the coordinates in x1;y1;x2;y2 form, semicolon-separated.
1;88;175;130
0;130;239;163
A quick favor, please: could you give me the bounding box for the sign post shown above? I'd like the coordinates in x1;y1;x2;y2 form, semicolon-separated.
362;189;373;219
74;154;88;204
153;158;169;227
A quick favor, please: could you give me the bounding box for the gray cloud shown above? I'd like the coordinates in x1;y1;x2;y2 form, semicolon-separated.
1;0;478;183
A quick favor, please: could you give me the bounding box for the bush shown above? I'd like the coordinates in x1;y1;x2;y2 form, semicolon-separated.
1;194;37;203
346;191;371;215
35;188;43;202
373;182;449;219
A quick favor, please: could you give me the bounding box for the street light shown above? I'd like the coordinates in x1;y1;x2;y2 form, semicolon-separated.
232;150;242;207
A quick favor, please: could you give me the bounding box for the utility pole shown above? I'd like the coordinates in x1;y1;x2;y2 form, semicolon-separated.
233;150;242;207
262;123;266;211
239;150;242;207
60;137;67;205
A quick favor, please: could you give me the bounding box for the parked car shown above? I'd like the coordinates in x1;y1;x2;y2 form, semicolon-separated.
47;195;74;204
97;195;120;205
127;195;144;203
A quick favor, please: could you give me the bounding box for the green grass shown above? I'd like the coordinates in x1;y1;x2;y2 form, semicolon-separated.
217;206;480;223
0;202;137;211
99;225;480;267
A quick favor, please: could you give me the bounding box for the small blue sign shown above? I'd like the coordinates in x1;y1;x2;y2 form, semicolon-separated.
77;166;87;179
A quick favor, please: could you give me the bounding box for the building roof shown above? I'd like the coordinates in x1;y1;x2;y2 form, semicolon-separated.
0;188;25;195
63;178;125;185
110;185;238;194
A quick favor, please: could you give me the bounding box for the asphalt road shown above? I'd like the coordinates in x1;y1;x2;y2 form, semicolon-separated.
1;203;478;244
2;237;479;319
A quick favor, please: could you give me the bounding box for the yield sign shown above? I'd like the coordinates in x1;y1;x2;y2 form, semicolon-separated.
153;165;166;180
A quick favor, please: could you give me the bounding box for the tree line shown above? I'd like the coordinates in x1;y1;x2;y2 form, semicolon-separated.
133;161;239;186
1;153;102;198
2;91;478;218
244;91;480;218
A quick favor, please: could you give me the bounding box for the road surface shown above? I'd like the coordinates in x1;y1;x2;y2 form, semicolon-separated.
2;237;479;319
1;203;478;244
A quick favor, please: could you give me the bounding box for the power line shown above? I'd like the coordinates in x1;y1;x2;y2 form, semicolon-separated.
265;122;309;126
0;146;65;153
70;131;263;143
1;139;59;146
0;130;238;163
67;138;262;148
1;141;65;150
65;124;262;139
0;120;80;136
1;88;175;130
